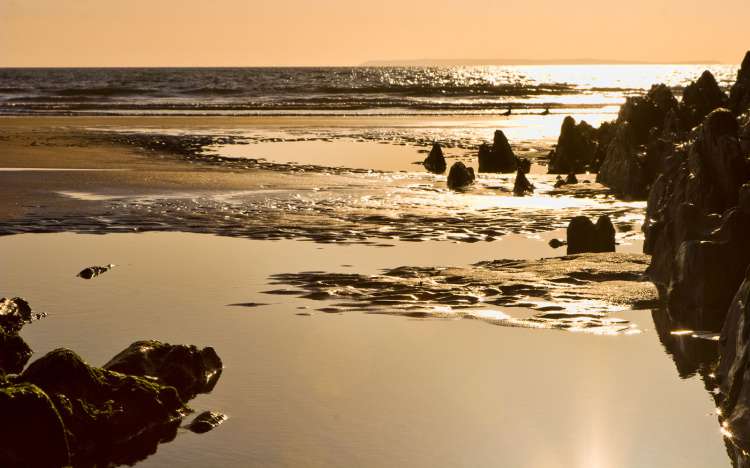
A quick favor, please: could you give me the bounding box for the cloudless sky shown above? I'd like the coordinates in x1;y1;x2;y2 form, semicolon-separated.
1;0;748;66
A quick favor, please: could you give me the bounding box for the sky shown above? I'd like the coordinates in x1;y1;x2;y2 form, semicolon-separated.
1;0;748;67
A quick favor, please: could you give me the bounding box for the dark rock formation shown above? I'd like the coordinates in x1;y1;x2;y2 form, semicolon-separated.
478;130;517;173
186;411;228;434
517;157;531;174
423;143;447;174
681;70;727;130
729;51;750;115
644;109;750;329
596;123;648;198
21;348;186;466
104;340;222;401
566;215;615;255
548;116;598;173
0;297;32;334
0;333;32;375
564;173;578;184
718;267;750;462
596;84;680;198
446;162;475;190
77;264;113;280
0;297;36;374
548;238;566;249
512;168;534;196
0;383;71;468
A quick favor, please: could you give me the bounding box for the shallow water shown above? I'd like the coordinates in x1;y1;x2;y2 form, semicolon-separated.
0;233;728;467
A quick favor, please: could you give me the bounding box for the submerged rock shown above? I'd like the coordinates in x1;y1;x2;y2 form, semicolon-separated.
729;51;750;115
423;142;447;174
446;161;475;190
478;130;517;173
103;340;223;401
77;264;114;280
566;215;615;255
186;410;228;434
512;168;534;196
548;116;597;173
0;383;70;468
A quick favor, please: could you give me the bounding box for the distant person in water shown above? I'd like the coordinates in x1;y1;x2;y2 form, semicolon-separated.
541;107;550;115
503;106;512;116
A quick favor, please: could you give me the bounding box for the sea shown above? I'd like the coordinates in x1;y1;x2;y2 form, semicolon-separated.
0;64;739;115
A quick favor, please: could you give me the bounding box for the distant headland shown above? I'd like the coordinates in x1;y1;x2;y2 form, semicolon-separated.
361;58;723;66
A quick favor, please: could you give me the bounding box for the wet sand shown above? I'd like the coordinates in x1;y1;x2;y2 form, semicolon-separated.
0;115;726;467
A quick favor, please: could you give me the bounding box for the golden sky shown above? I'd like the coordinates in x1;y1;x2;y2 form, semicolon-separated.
1;0;748;66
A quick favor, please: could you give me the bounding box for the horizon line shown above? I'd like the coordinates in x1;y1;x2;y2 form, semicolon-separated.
0;59;731;69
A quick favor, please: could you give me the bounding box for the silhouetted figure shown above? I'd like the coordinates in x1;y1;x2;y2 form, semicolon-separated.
541;107;550;115
502;106;511;116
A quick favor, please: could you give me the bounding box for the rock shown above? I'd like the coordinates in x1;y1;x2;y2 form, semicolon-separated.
0;383;71;467
21;348;186;466
512;168;534;196
478;130;517;173
729;51;750;115
742;117;750;155
717;266;750;459
517;157;531;174
564;172;578;184
446;162;475;190
103;340;223;401
644;110;750;329
553;175;565;188
548;238;566;249
681;70;727;129
548;116;598;173
596;122;648;198
596;84;681;198
0;332;32;374
566;215;615;255
618;84;679;143
186;410;228;434
423;143;447;174
77;264;114;280
0;297;32;334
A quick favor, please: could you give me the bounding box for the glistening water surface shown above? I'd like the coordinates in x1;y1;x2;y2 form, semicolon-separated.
0;233;727;468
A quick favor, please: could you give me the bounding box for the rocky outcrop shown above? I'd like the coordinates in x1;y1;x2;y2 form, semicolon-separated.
0;297;36;374
644;109;750;329
0;383;71;467
512;168;534;196
681;70;727;130
596;84;680;198
717;267;750;463
21;348;186;466
478;130;517;173
446;162;475;190
103;340;223;401
566;215;615;255
0;297;225;466
548;116;598;173
423;143;446;174
730;51;750;115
